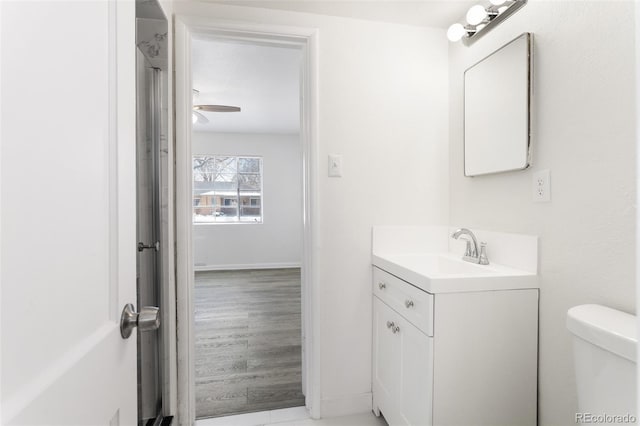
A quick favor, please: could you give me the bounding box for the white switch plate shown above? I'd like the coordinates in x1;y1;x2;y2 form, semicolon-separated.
532;169;551;202
328;154;343;177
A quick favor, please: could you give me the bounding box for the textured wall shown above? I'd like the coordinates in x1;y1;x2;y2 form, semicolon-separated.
448;2;636;424
174;1;450;413
192;132;303;270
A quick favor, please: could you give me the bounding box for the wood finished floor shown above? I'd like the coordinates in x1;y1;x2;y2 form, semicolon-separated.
195;268;304;419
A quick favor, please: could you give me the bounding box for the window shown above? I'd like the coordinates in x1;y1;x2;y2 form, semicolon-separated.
193;155;262;223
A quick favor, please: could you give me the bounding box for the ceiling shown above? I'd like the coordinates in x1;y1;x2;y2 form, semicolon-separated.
191;1;474;133
192;38;302;133
202;0;476;29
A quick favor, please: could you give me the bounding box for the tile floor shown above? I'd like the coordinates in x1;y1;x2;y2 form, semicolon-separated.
195;408;387;426
267;413;388;426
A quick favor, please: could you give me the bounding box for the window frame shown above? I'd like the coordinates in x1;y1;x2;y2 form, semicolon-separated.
192;155;263;225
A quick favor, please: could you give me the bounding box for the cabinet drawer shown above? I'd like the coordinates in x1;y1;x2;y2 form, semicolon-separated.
373;267;434;336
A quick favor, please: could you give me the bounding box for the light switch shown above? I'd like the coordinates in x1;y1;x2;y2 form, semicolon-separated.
328;154;343;177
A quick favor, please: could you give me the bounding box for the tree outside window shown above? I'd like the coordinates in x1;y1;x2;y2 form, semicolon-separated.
192;155;262;223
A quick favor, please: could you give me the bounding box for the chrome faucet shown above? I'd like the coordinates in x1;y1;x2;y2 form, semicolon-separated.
451;228;489;265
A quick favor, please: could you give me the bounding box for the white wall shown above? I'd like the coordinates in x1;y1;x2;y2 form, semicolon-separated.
448;2;635;424
174;2;450;415
192;132;303;269
637;1;640;417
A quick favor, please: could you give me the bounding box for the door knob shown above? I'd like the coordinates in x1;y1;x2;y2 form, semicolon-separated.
120;303;160;339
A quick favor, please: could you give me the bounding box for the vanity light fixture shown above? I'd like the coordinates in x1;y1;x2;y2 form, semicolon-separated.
466;4;496;26
447;0;527;45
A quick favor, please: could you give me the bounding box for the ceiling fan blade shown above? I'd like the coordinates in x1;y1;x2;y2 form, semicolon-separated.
193;110;209;124
194;104;241;113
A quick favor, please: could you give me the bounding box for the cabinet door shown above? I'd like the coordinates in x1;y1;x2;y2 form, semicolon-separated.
398;316;434;426
373;297;400;418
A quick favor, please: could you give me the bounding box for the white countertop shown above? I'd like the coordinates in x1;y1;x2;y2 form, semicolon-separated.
372;252;539;294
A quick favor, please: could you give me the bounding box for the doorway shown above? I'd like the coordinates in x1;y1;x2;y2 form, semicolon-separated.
190;38;304;420
174;17;320;425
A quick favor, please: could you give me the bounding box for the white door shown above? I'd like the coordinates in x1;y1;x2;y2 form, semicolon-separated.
398;318;433;426
1;1;138;424
372;298;400;417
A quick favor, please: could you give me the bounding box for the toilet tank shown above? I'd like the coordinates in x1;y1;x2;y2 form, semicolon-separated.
567;304;637;422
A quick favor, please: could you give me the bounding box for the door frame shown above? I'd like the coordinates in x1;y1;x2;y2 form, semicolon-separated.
174;15;320;424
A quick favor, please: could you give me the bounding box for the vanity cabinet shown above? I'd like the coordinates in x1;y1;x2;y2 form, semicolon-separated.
373;297;433;426
372;266;538;426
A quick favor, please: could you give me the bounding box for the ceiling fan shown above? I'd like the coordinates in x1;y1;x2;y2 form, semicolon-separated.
192;89;241;124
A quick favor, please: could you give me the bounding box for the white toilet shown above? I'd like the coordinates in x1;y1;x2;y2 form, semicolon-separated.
567;304;637;423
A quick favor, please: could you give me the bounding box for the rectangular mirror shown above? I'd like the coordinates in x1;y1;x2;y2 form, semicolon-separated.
464;32;532;177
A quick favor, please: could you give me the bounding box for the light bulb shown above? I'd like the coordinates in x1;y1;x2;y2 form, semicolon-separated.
192;113;198;124
476;23;486;31
489;0;506;5
498;5;508;13
466;4;488;25
447;23;466;42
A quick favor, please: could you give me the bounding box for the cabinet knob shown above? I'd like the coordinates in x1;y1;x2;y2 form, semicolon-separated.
378;282;387;290
405;300;414;308
386;321;395;329
392;325;400;334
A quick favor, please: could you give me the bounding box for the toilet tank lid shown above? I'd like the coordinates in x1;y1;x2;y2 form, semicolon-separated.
567;304;636;362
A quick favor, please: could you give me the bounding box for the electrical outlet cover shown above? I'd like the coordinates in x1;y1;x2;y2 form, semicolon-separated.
532;169;551;202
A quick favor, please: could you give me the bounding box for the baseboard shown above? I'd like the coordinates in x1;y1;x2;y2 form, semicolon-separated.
194;262;302;271
321;393;372;418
